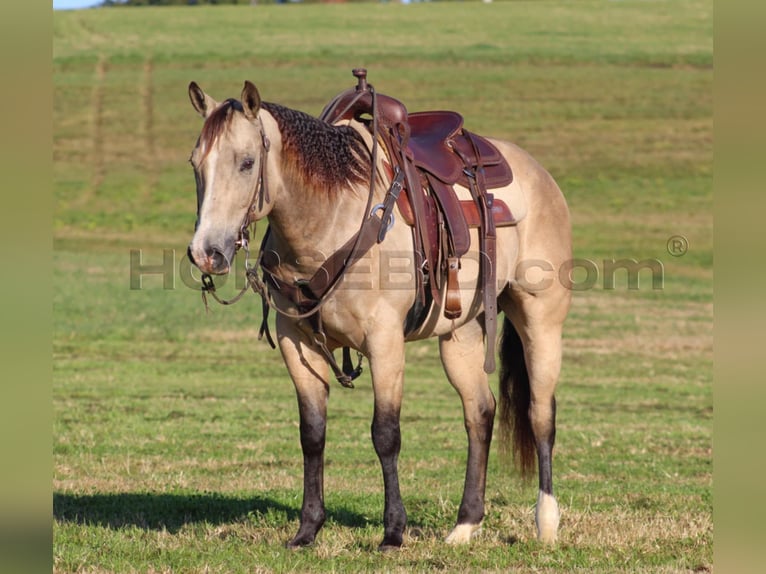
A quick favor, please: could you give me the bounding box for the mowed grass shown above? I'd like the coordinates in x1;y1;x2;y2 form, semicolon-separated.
53;2;712;572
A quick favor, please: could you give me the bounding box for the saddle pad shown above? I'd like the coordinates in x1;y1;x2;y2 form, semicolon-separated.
450;170;528;225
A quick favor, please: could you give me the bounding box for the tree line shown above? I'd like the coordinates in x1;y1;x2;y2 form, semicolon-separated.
100;1;265;5
99;0;362;5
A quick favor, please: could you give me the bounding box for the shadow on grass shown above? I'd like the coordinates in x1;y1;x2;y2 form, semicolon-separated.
53;492;372;533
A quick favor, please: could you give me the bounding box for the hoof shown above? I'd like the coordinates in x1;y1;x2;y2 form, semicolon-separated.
445;523;482;544
285;535;316;549
535;491;560;544
378;534;403;551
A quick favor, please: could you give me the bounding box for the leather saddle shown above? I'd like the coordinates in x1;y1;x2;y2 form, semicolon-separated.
404;111;515;257
320;69;516;373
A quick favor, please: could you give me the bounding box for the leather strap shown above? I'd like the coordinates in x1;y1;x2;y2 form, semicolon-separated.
444;257;462;319
455;133;498;374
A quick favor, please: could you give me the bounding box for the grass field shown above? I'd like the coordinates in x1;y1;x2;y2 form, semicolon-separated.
53;1;713;572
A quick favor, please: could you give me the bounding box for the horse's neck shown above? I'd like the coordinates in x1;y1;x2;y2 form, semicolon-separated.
261;112;372;278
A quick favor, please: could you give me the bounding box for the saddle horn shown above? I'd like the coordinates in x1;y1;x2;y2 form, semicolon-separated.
353;68;368;92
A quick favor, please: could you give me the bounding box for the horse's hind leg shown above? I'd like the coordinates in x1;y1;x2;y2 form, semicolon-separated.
277;316;330;548
499;287;569;544
440;319;496;544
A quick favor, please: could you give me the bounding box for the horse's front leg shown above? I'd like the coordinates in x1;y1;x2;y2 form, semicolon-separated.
367;331;407;550
277;316;330;548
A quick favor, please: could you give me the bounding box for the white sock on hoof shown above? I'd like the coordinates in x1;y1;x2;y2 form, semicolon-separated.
535;490;560;544
445;523;482;545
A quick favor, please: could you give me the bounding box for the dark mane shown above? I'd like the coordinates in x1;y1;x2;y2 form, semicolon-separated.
262;102;371;195
198;98;371;196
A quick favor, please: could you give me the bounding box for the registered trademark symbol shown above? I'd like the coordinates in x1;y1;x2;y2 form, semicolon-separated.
667;235;689;257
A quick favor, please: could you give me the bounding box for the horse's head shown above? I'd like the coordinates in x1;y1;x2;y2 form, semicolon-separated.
187;81;270;275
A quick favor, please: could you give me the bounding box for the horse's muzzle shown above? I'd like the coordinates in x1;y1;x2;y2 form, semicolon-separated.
187;242;232;275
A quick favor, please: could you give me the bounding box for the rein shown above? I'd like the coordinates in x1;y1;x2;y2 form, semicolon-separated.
200;87;402;388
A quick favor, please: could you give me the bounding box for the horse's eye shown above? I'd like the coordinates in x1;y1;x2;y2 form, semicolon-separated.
240;157;255;172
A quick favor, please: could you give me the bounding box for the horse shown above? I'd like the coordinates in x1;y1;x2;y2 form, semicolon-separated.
185;76;572;550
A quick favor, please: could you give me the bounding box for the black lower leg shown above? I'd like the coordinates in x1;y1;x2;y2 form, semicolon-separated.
457;397;495;526
372;408;407;549
287;406;326;548
536;397;556;495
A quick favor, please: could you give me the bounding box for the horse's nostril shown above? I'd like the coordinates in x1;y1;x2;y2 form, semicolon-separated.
191;242;230;274
207;246;228;272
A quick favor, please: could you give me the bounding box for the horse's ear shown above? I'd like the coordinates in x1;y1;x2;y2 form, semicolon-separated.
188;81;217;118
241;81;262;121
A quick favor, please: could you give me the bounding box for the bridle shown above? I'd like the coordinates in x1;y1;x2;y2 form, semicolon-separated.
234;117;271;258
199;114;270;308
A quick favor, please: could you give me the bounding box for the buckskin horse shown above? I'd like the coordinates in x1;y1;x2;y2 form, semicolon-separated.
186;70;571;550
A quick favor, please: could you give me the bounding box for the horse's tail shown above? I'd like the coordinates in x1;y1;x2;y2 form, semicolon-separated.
497;315;536;480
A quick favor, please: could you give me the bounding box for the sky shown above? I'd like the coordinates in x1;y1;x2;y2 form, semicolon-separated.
53;0;100;10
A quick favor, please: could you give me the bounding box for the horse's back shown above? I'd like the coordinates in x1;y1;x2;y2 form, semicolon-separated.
489;138;571;261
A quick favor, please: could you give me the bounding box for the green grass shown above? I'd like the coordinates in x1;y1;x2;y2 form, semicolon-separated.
53;1;712;572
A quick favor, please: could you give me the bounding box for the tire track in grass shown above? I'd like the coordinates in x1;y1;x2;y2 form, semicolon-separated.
141;57;157;201
80;54;107;207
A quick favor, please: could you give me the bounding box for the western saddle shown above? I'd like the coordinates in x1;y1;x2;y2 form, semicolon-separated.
320;69;518;374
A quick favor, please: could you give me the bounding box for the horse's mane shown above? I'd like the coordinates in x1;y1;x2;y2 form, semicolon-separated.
262;102;371;195
198;99;371;196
